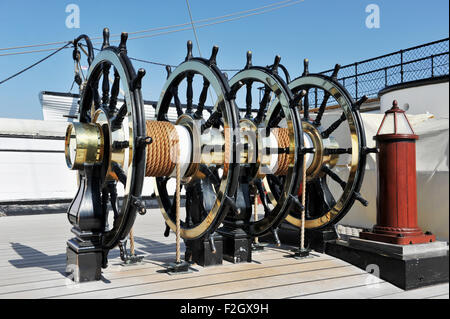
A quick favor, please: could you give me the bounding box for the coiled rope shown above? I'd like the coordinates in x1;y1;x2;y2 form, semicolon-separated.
273;127;290;175
145;121;179;177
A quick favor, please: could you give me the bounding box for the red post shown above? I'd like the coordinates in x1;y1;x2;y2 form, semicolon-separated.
360;101;435;245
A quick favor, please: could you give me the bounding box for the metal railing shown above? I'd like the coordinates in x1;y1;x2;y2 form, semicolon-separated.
320;38;449;101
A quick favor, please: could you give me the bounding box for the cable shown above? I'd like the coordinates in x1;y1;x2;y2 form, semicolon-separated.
0;46;73;57
129;57;177;68
0;0;304;56
185;0;217;106
0;42;72;86
0;1;304;85
126;0;295;38
123;0;304;43
186;0;203;57
0;0;296;52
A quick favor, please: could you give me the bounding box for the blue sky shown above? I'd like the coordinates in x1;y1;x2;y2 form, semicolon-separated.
0;0;448;119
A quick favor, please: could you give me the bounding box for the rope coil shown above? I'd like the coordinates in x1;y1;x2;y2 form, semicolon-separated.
145;121;179;177
273;127;290;175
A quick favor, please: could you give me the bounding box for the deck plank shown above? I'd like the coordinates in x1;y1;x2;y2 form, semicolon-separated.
41;256;339;299
1;211;448;299
373;283;449;299
296;281;402;299
0;252;328;297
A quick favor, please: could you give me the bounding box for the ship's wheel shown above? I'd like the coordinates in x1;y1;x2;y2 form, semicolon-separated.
152;41;240;240
227;52;304;237
65;29;147;262
275;60;371;230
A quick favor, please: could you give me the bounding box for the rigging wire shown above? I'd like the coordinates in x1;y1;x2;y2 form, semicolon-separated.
0;42;72;86
0;0;297;52
185;0;216;106
123;0;304;43
185;0;203;57
0;1;304;85
0;0;303;56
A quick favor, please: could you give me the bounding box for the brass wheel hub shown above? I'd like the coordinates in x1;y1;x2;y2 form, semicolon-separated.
302;121;339;181
65;122;104;170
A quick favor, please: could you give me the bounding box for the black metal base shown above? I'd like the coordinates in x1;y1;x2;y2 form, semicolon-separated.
251;242;268;251
217;227;252;263
326;240;449;290
291;247;312;259
163;261;192;275
121;254;145;266
272;221;338;253
66;238;102;282
185;233;223;267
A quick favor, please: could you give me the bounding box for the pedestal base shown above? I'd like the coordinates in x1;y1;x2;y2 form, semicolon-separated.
185;233;223;267
218;227;252;263
360;230;436;245
268;221;337;253
326;238;449;290
66;238;102;282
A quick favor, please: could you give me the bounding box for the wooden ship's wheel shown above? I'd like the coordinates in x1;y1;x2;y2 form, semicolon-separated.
65;32;242;278
65;29;147;273
152;41;240;241
273;60;374;230
225;52;304;238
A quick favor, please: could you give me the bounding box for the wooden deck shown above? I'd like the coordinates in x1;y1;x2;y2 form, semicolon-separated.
0;211;448;299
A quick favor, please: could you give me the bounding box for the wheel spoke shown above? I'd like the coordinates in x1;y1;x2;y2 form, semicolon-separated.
201;110;222;131
319;178;337;211
111;102;127;130
321;112;346;139
254;178;271;216
313;91;331;127
266;174;284;199
112;163;127;185
268;103;283;128
194;77;210;119
321;165;346;189
199;164;221;188
303;89;310;120
172;86;184;117
91;82;101;110
107;181;119;218
254;85;271;125
322;165;368;206
245;81;253;119
323;148;352;155
169;183;182;218
109;68;120;115
101;64;111;106
186;72;194;114
305;178;336;219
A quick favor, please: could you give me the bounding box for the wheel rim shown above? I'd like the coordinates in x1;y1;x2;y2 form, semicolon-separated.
229;66;303;236
68;46;146;250
153;56;240;240
279;74;367;229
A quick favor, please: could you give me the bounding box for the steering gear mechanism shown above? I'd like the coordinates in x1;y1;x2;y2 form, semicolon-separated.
64;28;374;281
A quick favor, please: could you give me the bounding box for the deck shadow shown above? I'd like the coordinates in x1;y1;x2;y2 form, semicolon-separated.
8;243;122;275
8;242;67;276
